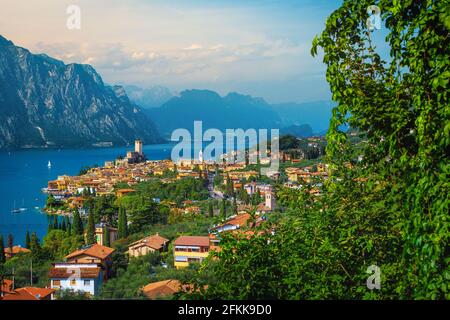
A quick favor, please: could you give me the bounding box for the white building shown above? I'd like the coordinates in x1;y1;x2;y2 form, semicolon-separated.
48;263;103;298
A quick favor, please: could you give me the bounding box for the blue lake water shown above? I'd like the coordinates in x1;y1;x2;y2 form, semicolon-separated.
0;143;178;246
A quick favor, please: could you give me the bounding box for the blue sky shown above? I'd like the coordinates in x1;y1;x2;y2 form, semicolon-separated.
1;0;344;103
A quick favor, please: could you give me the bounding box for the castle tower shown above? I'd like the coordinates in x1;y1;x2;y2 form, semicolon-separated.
265;192;275;210
199;149;203;163
135;139;143;155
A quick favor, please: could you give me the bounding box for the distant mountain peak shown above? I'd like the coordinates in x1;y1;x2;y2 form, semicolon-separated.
0;34;14;46
0;35;162;149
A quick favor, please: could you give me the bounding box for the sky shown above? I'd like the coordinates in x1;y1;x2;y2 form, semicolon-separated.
0;0;344;103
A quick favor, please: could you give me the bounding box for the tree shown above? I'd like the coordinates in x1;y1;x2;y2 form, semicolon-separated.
0;235;5;264
208;201;214;218
185;1;450;300
7;234;13;254
103;226;110;247
118;207;128;239
25;231;31;249
86;207;96;245
53;215;59;230
219;199;226;220
310;0;450;299
30;233;40;250
72;210;83;236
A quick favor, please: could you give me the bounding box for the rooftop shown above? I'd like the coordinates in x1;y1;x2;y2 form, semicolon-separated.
65;243;115;261
173;236;210;247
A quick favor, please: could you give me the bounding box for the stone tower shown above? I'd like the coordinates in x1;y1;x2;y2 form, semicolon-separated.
135;139;143;155
265;192;275;210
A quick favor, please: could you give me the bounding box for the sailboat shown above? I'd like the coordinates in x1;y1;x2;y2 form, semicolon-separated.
11;200;20;213
48;161;52;169
19;198;28;212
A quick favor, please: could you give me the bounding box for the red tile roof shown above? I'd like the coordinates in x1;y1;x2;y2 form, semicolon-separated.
65;244;115;261
4;246;31;255
1;287;55;300
173;236;210;247
1;279;14;295
142;279;181;299
129;234;169;251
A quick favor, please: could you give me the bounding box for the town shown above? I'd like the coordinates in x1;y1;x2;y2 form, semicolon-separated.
0;136;327;300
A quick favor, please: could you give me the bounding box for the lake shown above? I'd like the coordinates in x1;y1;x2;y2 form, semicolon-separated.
0;143;178;246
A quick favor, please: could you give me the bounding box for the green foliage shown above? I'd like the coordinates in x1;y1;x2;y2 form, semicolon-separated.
86;208;96;245
185;0;450;300
118;196;167;234
103;226;111;247
99;253;161;299
0;235;5;264
133;177;209;206
118;207;128;239
54;289;92;300
43;230;84;261
71;210;84;236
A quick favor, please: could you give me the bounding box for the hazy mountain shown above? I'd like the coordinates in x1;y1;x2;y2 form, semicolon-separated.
0;35;162;149
146;90;283;138
280;124;314;138
124;85;174;109
271;101;335;133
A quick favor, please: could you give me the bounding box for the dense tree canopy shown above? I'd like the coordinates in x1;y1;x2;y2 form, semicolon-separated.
183;0;449;300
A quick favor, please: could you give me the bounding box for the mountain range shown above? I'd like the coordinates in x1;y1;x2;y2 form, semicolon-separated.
139;88;333;139
0;35;162;149
0;34;333;149
145;90;285;138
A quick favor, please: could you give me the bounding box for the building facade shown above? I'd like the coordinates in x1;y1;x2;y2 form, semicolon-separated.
173;236;210;269
48;263;103;297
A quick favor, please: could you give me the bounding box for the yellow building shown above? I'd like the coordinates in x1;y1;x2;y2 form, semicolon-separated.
173;236;210;269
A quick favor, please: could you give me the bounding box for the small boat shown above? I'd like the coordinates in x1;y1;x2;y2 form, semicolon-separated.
11;200;20;213
48;160;52;169
18;199;28;212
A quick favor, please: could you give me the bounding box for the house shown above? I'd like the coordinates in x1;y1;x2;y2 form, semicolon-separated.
141;279;181;299
48;263;103;297
4;245;31;260
210;212;266;234
83;223;118;246
116;188;136;198
173;236;210;269
127;234;170;258
65;244;115;279
1;287;55;300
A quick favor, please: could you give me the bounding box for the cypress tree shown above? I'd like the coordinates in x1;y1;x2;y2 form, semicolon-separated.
220;199;226;219
118;207;128;239
103;225;110;247
53;215;59;230
86;207;96;245
30;232;41;252
25;231;31;249
208;201;214;217
232;196;238;215
0;235;5;264
118;207;124;238
72;210;83;235
7;234;13;254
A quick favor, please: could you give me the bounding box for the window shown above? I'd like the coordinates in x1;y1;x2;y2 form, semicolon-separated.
84;280;91;286
70;279;77;286
53;280;61;286
175;256;188;262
